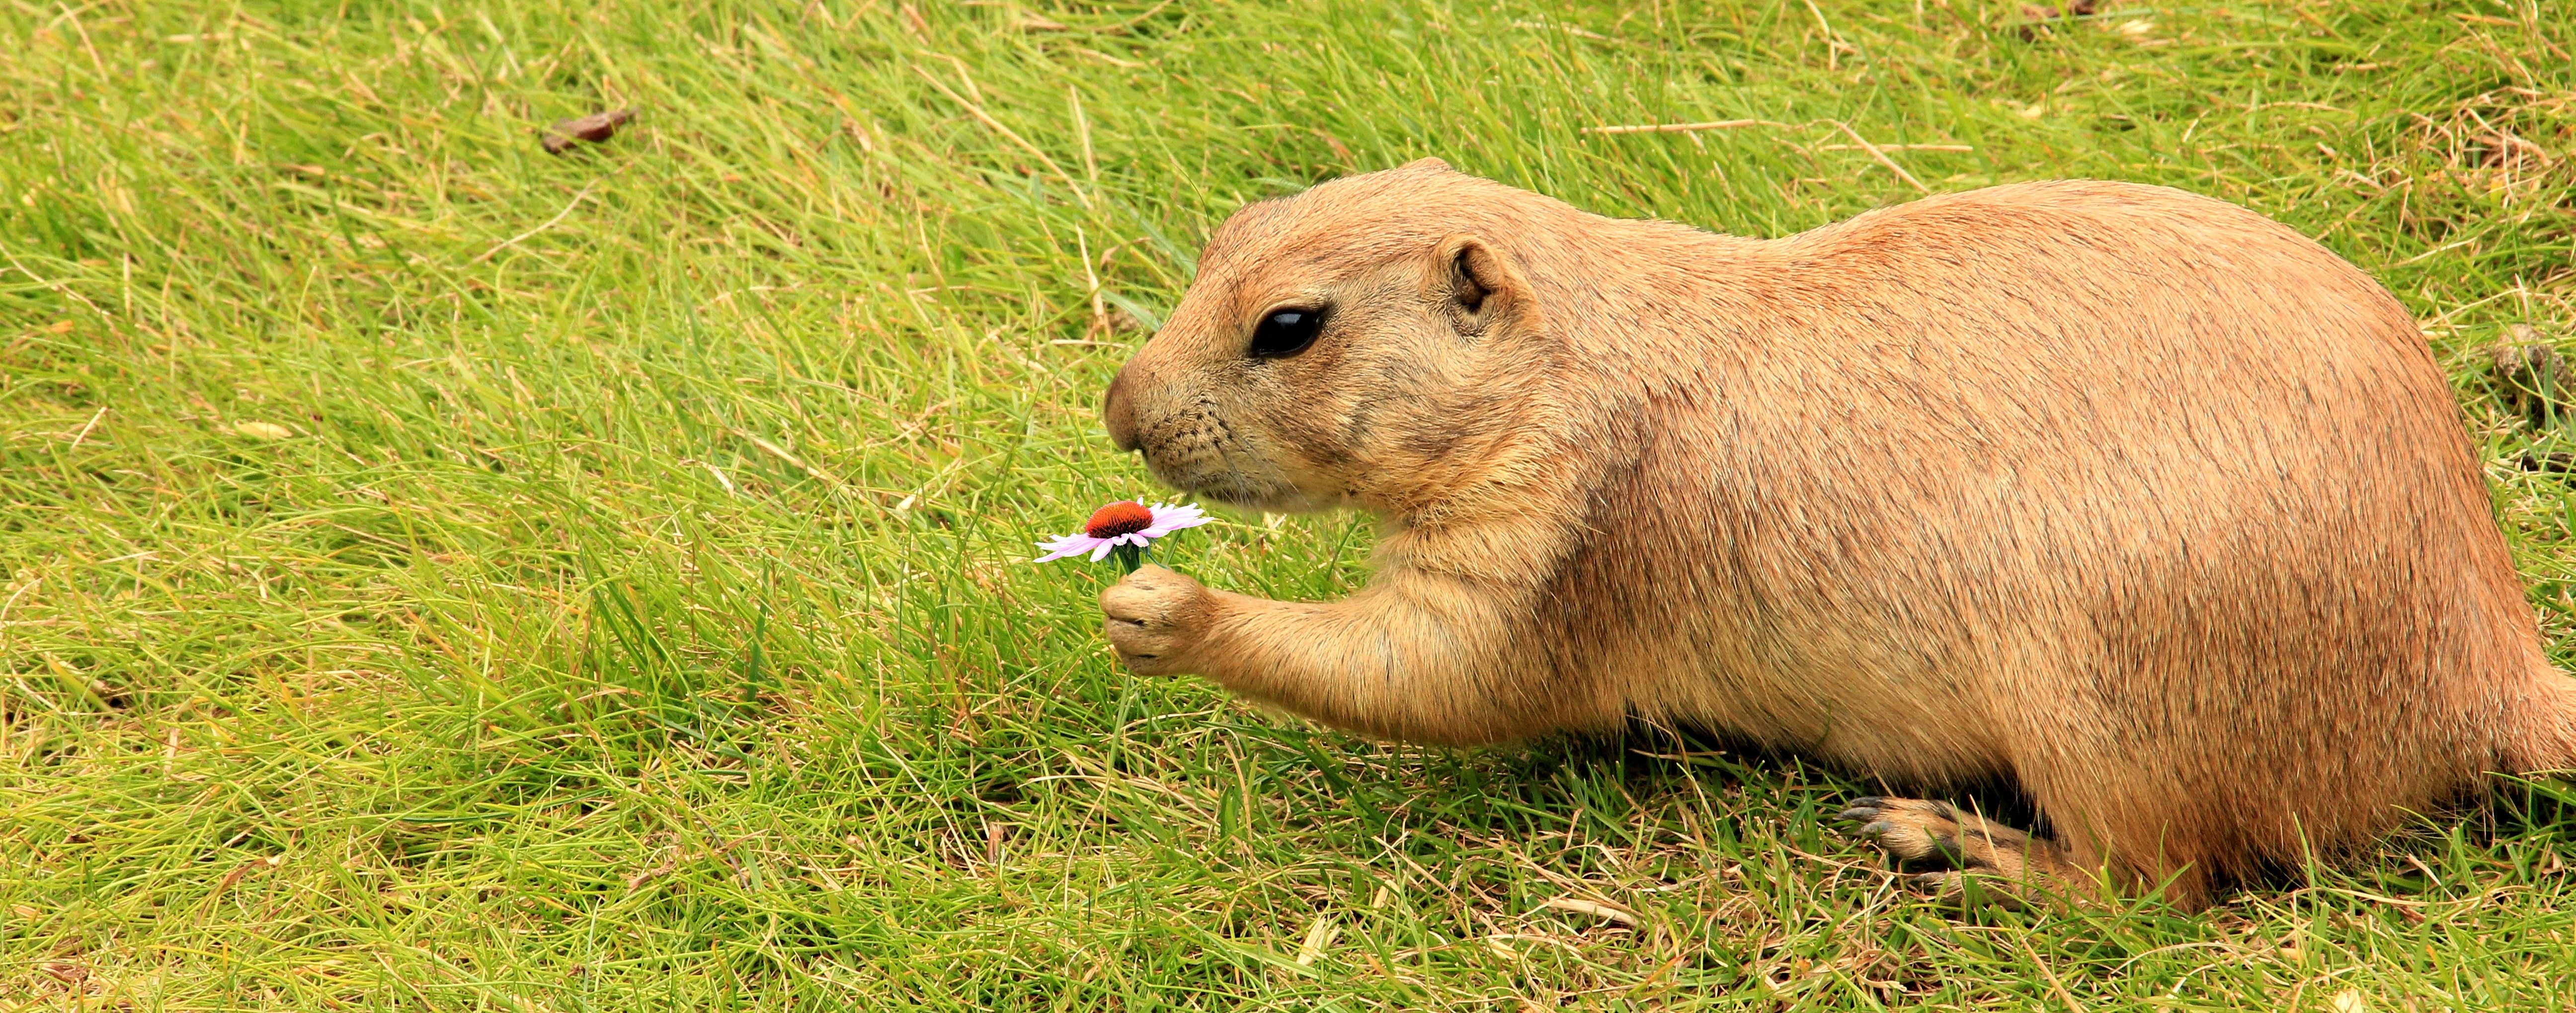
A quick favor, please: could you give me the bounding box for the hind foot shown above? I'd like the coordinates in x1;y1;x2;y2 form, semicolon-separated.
1839;796;2082;902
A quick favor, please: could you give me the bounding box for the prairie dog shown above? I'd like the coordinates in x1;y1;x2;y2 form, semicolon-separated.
1094;159;2576;905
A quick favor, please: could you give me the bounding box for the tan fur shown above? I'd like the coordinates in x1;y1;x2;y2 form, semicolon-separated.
1095;158;2576;907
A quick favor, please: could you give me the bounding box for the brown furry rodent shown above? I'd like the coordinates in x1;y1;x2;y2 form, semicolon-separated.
1094;158;2576;906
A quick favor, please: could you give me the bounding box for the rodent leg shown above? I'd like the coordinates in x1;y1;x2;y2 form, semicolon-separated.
1185;573;1552;745
1100;514;1589;745
1839;796;2085;903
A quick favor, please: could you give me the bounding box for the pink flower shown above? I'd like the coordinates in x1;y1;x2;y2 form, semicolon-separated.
1033;501;1212;563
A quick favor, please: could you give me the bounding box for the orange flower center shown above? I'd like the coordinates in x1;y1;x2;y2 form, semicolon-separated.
1083;502;1154;539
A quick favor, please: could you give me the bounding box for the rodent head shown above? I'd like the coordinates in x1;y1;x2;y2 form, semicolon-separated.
1103;159;1557;515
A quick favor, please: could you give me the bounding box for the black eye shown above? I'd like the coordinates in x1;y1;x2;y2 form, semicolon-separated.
1248;307;1324;359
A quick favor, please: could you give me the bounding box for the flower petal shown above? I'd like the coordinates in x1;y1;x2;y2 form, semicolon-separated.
1089;539;1118;562
1033;533;1103;563
1147;503;1212;530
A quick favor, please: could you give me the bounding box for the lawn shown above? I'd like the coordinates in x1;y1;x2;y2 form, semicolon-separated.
2;0;2573;1008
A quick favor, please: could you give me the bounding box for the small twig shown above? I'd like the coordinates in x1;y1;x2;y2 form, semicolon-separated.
699;461;737;497
914;63;1092;210
1582;119;1776;135
1077;226;1106;331
1785;845;1904;876
626;834;757;890
2394;234;2482;267
1072;47;1143;69
1821;143;1973;152
1096;0;1175;33
2283;884;2431;907
734;429;850;489
66;406;106;447
0;576;37;633
201;854;287;914
1511;18;1609;40
471;180;601;264
1584;118;1941;193
1826;119;1929;192
1069;85;1098;186
1538;896;1640;926
564;685;641;707
1618;949;1693;1002
2109;939;2244;976
52;1;110;79
2015;934;2088;1013
2249;100;2347;113
4;249;109;317
2404;853;2445;888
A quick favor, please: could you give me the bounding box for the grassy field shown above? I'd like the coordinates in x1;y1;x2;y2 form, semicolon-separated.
3;0;2573;1008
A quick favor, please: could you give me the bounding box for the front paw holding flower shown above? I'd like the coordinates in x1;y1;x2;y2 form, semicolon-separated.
1100;565;1216;676
1034;500;1219;675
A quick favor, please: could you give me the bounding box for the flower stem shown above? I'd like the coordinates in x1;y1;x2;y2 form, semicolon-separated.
1112;543;1144;574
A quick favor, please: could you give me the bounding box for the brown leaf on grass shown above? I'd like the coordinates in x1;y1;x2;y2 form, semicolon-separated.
2491;326;2573;428
542;108;638;155
626;856;680;891
2015;0;2098;39
212;853;286;900
1085;307;1142;339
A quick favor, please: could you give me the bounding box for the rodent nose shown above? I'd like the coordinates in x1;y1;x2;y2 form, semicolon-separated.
1103;364;1141;452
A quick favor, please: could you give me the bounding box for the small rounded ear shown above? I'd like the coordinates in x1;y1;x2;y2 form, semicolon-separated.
1435;234;1534;335
1397;156;1453;173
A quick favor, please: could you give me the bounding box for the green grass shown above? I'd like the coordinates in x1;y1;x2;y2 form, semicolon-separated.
2;0;2572;1008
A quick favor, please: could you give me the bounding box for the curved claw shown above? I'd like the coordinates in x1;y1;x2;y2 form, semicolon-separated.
1839;800;1889;824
